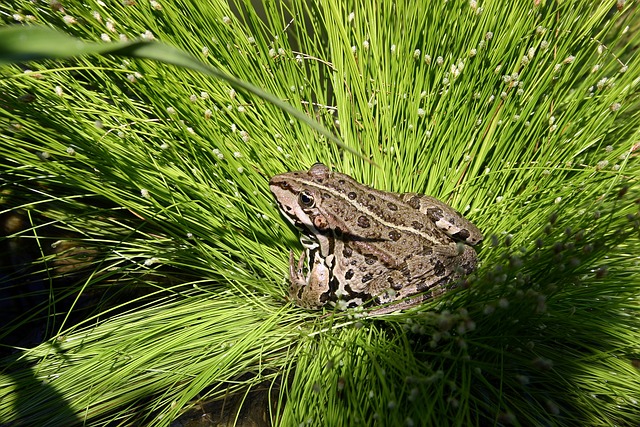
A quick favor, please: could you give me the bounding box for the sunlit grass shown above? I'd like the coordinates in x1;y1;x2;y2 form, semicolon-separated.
1;0;639;425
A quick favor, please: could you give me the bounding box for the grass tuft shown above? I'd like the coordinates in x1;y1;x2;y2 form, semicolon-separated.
1;0;639;425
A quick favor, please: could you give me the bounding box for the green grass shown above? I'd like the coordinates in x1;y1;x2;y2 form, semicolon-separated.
1;0;639;425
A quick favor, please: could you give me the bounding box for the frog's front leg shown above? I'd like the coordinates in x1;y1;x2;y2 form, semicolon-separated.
401;193;483;245
289;250;306;294
288;250;331;309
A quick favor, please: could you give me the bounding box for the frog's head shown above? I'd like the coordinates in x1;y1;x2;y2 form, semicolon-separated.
269;163;332;239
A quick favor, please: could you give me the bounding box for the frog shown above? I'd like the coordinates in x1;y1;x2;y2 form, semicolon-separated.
269;163;483;313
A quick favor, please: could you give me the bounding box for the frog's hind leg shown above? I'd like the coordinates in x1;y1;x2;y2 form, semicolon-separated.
366;244;477;313
400;193;483;245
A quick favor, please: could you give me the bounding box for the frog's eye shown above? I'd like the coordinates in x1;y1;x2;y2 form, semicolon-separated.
298;191;315;208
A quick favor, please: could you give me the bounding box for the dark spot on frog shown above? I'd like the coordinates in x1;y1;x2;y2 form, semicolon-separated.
416;276;449;292
328;276;340;293
276;182;292;191
388;230;401;241
433;260;446;276
344;284;371;302
421;246;433;255
387;277;403;290
411;221;424;230
307;249;317;268
427;207;444;220
322;192;331;199
365;255;378;265
407;195;421;210
342;246;353;258
399;262;412;277
346;300;361;308
338;179;345;184
362;272;373;283
387;202;398;211
357;215;371;228
452;229;471;241
460;258;475;273
368;194;376;201
345;269;354;280
348;192;357;200
319;290;331;303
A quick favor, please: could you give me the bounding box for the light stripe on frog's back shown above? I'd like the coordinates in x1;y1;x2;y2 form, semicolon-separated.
289;174;444;247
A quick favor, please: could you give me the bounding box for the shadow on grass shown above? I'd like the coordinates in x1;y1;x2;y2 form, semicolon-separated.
1;346;81;426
